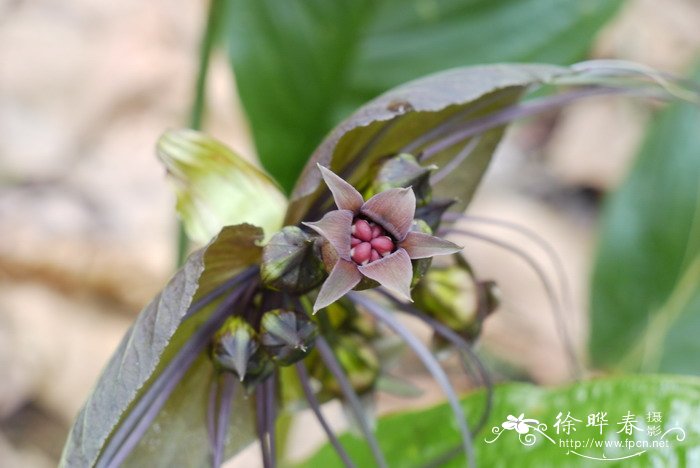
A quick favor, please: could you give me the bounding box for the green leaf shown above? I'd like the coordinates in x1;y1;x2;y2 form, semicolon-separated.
301;375;700;467
225;0;622;191
342;0;622;113
285;64;568;224
157;129;287;243
60;224;263;467
590;66;700;374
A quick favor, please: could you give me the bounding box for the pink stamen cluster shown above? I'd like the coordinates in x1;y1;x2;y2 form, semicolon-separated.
350;218;395;265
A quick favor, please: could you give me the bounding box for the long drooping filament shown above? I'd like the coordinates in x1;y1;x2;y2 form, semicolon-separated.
350;292;476;468
440;225;582;378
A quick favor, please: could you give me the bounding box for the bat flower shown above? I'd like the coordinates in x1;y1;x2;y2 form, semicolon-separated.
303;164;462;312
64;59;683;468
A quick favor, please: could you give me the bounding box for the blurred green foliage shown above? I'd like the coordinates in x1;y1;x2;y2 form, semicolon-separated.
224;0;622;192
591;66;700;374
302;375;700;467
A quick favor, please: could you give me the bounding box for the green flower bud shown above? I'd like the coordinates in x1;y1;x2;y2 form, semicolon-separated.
414;264;483;336
325;299;379;339
312;335;380;396
368;153;436;206
346;308;378;339
261;226;326;294
260;309;317;365
212;316;273;387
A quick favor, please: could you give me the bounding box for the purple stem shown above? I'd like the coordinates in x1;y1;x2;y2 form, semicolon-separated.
315;336;388;468
339;118;399;181
421;87;623;160
265;374;277;467
441;227;581;378
570;60;700;97
349;293;475;467
97;283;250;468
256;384;272;468
430;136;481;184
213;373;236;468
295;362;356;468
376;290;492;433
106;354;192;468
184;266;258;320
207;377;219;462
404;89;520;157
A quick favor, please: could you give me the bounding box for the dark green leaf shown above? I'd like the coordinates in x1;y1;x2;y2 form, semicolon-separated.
590;66;700;374
225;0;622;191
346;0;621;104
301;375;700;466
60;224;263;467
225;0;372;192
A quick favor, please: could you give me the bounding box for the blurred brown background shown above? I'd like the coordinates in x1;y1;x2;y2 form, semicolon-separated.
1;0;699;466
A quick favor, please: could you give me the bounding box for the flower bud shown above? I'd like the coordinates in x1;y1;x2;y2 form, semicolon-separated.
212;316;273;388
325;300;379;339
413;264;483;336
261;226;326;294
346;308;378;340
368;153;436;206
312;335;380;396
260;309;317;365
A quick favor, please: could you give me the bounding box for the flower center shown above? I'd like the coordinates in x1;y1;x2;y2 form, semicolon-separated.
350;218;395;265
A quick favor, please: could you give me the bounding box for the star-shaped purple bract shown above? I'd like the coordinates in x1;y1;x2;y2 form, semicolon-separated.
303;164;462;312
